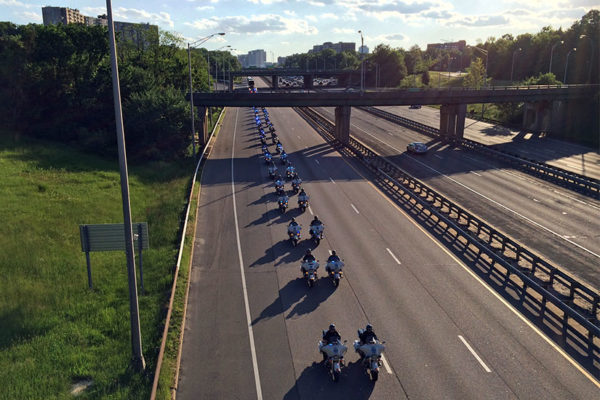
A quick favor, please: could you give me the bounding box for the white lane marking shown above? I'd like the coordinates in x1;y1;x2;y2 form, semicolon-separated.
386;248;402;264
232;109;264;400
458;335;491;373
380;354;393;374
533;198;540;202
343;159;600;388
297;135;301;139
328;250;332;255
351;203;360;214
434;154;443;159
315;159;320;165
406;155;600;260
470;171;481;176
329;177;336;184
552;189;600;210
308;205;314;215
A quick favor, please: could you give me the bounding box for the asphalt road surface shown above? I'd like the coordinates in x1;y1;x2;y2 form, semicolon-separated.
375;105;600;180
315;106;600;289
176;104;600;399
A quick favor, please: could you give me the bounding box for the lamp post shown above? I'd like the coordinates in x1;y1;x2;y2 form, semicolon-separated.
549;40;564;74
105;0;145;372
580;34;595;83
510;47;522;83
227;48;237;91
187;32;225;156
564;47;576;84
358;30;364;91
222;45;231;90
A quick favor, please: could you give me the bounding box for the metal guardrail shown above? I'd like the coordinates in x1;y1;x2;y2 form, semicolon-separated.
294;106;600;347
357;106;600;198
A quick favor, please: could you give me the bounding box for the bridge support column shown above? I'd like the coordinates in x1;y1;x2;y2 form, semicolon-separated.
440;104;466;142
334;106;351;144
272;75;278;89
523;101;552;132
197;106;208;147
228;76;234;92
303;75;313;90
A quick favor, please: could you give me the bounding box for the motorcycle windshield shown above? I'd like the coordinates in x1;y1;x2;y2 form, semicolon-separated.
358;343;385;356
322;343;348;357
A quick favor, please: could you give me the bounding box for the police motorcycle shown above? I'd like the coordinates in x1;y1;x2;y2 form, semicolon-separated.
264;151;273;164
278;195;289;213
280;151;288;165
297;192;309;212
285;164;296;180
287;223;302;247
301;259;319;288
272;135;280;145
309;223;324;245
353;330;386;382
276;142;284;154
326;259;344;287
291;174;302;194
319;335;348;382
268;163;278;180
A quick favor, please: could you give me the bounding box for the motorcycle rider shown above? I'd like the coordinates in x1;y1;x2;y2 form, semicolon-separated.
278;193;289;209
285;162;296;178
326;250;341;273
288;217;299;229
291;173;302;190
298;188;309;203
268;162;277;177
301;249;317;275
359;324;378;346
321;324;342;361
310;216;323;228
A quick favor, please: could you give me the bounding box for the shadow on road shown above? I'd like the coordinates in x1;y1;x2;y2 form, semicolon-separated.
286;278;336;319
282;361;375;400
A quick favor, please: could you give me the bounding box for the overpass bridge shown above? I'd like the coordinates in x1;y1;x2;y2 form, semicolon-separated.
190;85;599;146
229;68;356;90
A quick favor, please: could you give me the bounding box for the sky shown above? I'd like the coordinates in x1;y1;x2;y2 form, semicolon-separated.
1;0;598;60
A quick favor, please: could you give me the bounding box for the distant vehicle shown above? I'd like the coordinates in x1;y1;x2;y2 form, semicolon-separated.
407;142;428;154
247;77;255;88
409;105;421;109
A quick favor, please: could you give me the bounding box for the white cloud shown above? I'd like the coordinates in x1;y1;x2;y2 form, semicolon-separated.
284;10;296;16
449;15;509;27
321;13;339;20
332;28;355;34
196;6;215;11
114;7;174;29
248;0;285;3
305;15;318;22
21;11;41;21
185;14;318;35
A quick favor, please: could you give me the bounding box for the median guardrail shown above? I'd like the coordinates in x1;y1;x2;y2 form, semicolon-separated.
357;106;600;199
294;106;600;353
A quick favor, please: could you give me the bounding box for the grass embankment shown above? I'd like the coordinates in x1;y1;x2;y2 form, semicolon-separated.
0;132;195;399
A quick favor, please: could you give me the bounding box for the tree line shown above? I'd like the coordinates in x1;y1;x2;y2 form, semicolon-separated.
283;10;598;88
0;22;239;161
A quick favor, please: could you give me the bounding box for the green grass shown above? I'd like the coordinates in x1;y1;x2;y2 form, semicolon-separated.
0;132;195;399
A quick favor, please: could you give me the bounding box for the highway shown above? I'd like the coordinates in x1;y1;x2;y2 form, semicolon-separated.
176;99;600;397
315;106;600;289
373;105;600;180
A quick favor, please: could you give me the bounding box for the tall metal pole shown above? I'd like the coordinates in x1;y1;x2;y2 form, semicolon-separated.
549;40;563;74
511;48;521;82
358;30;364;91
580;35;594;83
564;48;576;84
105;0;145;372
187;43;196;156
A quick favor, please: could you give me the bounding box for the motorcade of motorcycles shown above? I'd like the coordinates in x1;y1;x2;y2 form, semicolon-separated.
309;223;324;245
326;260;344;287
301;260;319;287
319;337;348;382
287;224;301;246
353;332;385;382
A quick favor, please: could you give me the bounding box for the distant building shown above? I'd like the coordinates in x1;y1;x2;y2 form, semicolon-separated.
277;56;287;66
41;7;157;48
309;41;355;54
42;6;85;25
359;45;369;55
239;49;266;68
426;40;466;52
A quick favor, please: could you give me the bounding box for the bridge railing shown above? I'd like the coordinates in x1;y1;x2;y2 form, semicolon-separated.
294;106;600;351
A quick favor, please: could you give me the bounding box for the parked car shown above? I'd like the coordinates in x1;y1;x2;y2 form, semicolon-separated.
407;142;428;154
409;105;422;109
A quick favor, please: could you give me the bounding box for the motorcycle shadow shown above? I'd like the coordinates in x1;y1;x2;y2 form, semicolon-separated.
251;278;306;325
282;361;375;400
285;278;336;319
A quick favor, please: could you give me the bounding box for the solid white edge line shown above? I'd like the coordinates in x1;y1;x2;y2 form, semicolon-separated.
434;154;443;159
385;248;402;264
315;159;320;164
380;353;393;374
458;335;492;373
308;205;314;215
470;171;481;176
351;203;360;214
329;177;336;184
232;108;263;400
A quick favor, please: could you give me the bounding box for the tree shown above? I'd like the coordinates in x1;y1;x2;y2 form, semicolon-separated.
463;57;487;88
421;70;430;86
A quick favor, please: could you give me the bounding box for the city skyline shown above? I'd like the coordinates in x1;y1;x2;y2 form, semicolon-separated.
1;1;597;60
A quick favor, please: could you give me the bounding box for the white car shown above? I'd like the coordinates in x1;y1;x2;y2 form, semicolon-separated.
407;142;428;154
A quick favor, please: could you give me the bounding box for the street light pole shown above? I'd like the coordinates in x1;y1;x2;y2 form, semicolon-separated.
549;40;564;74
564;48;577;84
580;34;595;83
187;32;225;155
358;30;364;91
106;0;145;372
510;47;522;82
